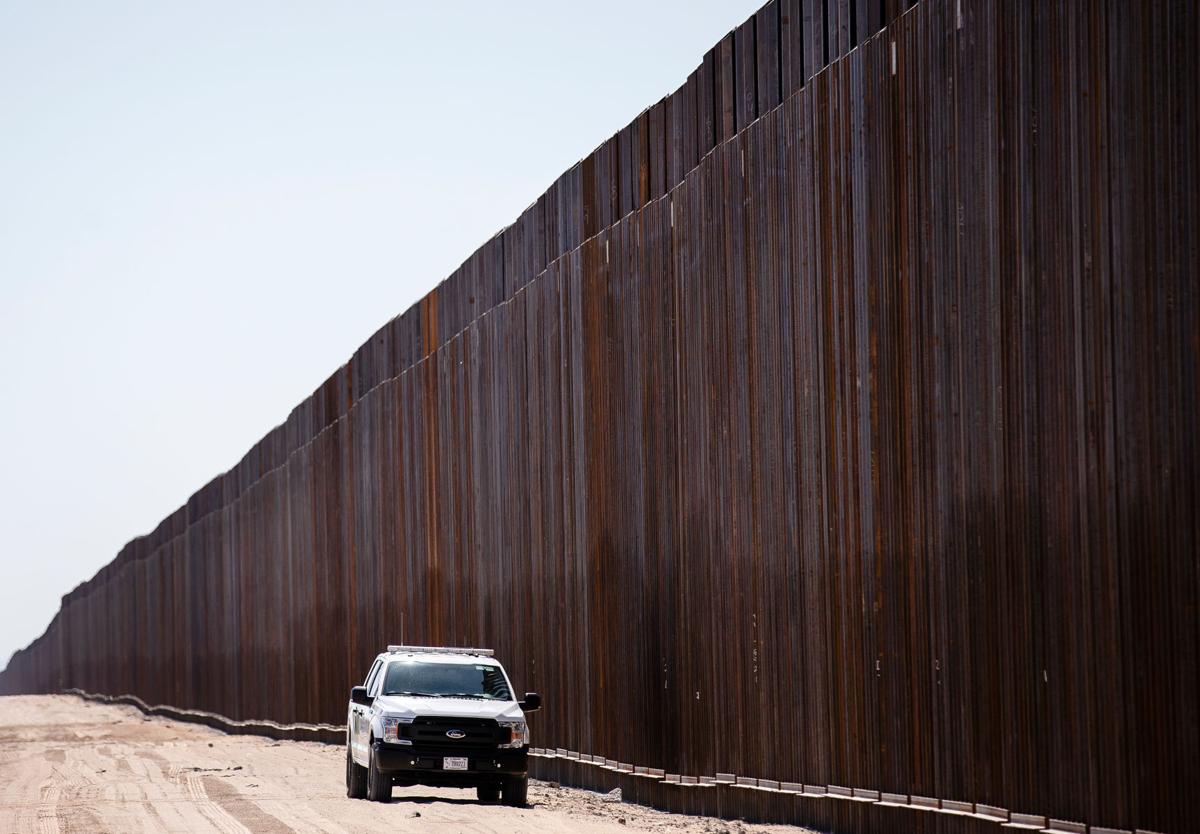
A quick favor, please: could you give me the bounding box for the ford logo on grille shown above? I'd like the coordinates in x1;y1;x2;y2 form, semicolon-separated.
446;729;466;740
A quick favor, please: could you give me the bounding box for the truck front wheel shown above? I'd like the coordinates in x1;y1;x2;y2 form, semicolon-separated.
501;775;527;807
365;742;391;802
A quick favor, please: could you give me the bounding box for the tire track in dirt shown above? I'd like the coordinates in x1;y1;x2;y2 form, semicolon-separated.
202;776;327;834
134;747;250;833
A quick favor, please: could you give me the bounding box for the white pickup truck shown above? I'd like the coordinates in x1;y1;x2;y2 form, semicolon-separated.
345;645;542;805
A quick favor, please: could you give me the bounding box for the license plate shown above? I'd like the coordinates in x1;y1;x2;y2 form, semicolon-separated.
443;757;468;771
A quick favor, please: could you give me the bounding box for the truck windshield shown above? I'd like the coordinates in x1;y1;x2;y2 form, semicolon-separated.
382;661;513;700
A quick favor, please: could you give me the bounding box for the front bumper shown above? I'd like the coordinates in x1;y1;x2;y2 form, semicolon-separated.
373;742;527;781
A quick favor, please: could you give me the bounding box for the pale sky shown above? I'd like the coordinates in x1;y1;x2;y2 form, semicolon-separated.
0;1;764;666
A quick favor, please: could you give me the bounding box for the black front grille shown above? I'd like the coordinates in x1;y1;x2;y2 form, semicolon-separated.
405;716;505;748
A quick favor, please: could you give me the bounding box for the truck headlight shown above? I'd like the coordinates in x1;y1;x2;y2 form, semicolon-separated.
381;716;413;744
498;720;528;748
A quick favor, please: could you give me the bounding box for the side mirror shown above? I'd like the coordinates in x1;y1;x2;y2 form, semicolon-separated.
519;692;542;712
350;686;373;707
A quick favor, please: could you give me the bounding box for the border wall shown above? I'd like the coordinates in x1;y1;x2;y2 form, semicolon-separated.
3;1;1197;832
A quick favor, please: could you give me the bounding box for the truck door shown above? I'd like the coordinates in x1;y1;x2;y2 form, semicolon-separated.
352;659;382;763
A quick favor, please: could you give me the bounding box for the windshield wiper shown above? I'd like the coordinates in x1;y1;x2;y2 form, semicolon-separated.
386;690;441;697
444;693;489;700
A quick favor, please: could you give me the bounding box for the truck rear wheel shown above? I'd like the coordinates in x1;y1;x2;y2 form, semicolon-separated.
365;743;390;802
501;775;528;807
345;745;367;798
476;784;500;802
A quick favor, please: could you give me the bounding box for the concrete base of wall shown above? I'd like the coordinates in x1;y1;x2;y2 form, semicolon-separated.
65;688;344;745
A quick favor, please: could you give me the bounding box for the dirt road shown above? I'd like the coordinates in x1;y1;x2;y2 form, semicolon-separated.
0;695;812;834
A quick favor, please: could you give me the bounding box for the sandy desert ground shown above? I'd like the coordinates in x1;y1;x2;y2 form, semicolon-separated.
0;694;813;834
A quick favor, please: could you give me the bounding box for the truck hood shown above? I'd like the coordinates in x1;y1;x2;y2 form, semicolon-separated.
372;694;524;721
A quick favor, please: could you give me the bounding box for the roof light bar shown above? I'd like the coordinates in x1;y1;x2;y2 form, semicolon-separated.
386;645;495;657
